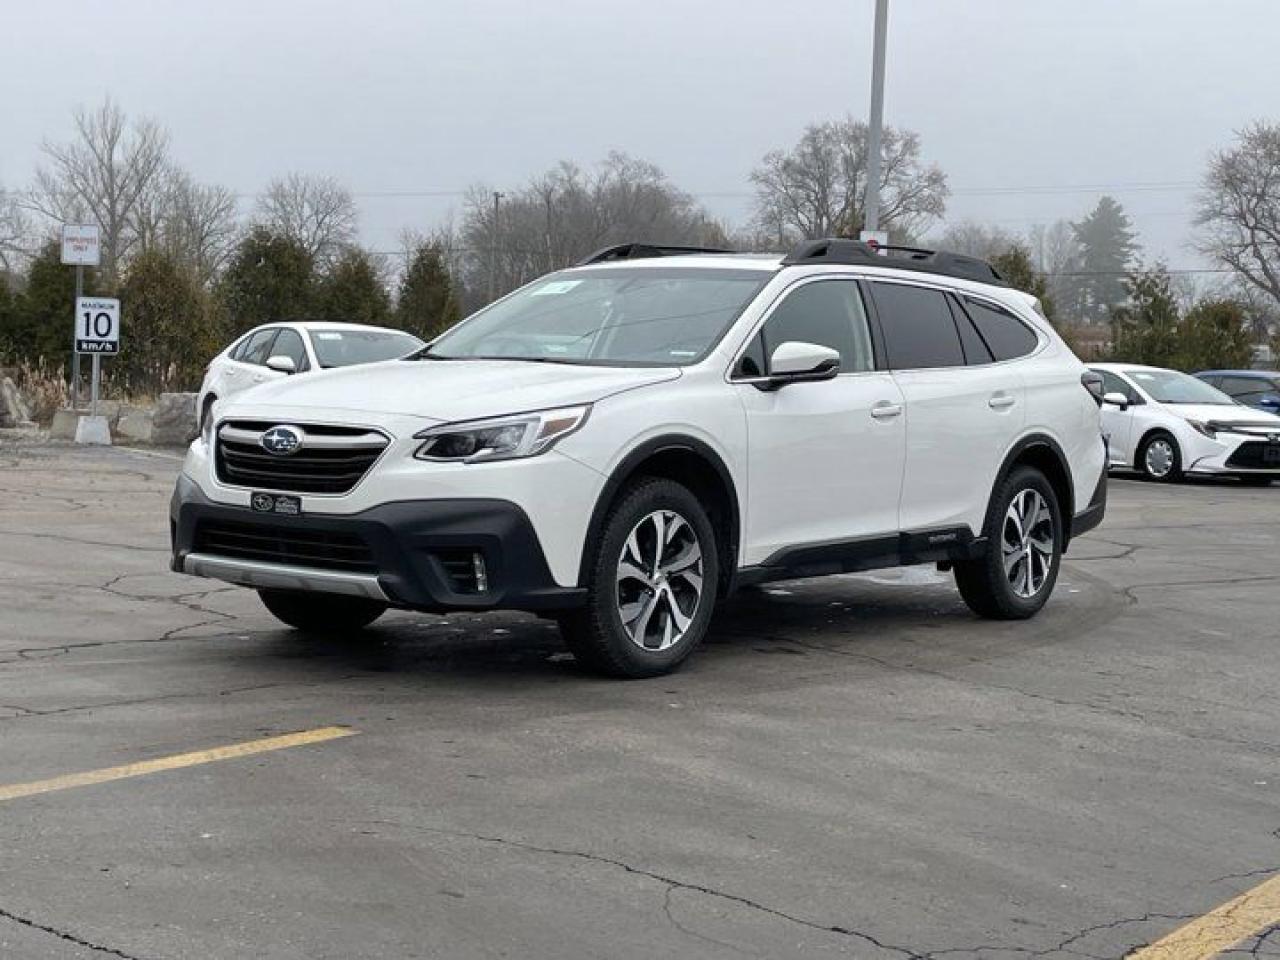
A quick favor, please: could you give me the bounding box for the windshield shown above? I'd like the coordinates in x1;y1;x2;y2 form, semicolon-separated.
424;267;770;366
1125;368;1236;405
311;329;423;368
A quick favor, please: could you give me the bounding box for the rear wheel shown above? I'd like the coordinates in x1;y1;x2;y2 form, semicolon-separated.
559;478;718;678
1138;432;1182;482
954;466;1062;620
258;589;386;633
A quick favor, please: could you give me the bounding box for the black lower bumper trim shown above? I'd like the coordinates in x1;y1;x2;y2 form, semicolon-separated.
170;475;585;613
1070;464;1107;541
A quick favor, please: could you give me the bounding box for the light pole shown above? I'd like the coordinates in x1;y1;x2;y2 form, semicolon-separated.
488;190;504;302
863;0;889;238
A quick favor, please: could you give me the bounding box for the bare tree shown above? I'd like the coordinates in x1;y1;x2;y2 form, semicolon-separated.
28;98;170;282
157;172;240;282
931;221;1018;260
1196;122;1280;310
0;185;34;274
255;173;357;264
459;152;725;303
750;118;949;244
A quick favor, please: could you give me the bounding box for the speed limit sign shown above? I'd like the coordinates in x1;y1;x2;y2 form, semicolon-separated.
75;297;121;354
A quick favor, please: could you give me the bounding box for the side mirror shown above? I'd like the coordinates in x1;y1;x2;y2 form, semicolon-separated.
265;355;298;375
1102;391;1129;411
758;341;841;390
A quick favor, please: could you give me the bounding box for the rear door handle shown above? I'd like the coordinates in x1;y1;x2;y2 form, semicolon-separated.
870;401;903;420
988;393;1016;410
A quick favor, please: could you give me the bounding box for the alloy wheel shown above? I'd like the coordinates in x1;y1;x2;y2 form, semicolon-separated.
1001;489;1055;599
615;509;704;651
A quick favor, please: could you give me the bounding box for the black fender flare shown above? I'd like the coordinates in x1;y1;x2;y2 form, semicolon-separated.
576;434;741;589
991;432;1076;544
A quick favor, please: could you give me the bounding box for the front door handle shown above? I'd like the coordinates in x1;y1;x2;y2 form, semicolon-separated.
870;401;903;420
988;393;1016;410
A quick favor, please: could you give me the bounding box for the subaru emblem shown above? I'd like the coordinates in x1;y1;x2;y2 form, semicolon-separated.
260;425;303;456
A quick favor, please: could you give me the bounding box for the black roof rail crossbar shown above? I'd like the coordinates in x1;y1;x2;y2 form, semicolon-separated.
576;242;735;266
781;238;1006;286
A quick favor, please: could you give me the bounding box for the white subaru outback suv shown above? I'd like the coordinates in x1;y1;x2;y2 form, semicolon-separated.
172;240;1107;678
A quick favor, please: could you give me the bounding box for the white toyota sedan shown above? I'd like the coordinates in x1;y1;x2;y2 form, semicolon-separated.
197;322;424;429
1090;363;1280;484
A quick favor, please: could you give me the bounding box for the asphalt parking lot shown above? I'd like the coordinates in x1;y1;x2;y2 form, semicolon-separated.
2;440;1280;960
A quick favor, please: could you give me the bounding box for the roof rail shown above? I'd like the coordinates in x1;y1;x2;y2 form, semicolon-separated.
576;242;735;266
781;238;1007;286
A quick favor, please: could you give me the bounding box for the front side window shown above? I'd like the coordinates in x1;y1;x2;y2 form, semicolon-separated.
312;330;423;368
1095;369;1141;404
869;282;966;370
426;267;770;367
738;279;874;377
239;328;279;366
1124;368;1235;405
271;329;311;371
959;296;1039;361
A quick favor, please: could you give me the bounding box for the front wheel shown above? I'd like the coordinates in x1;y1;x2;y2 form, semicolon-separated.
1139;432;1182;482
954;466;1062;620
258;589;387;633
559;478;719;678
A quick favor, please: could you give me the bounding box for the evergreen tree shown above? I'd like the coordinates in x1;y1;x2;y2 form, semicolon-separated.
1072;196;1138;322
396;243;462;339
117;249;222;392
218;228;314;336
313;247;390;325
990;245;1056;323
9;241;101;372
1109;266;1181;367
1177;299;1253;371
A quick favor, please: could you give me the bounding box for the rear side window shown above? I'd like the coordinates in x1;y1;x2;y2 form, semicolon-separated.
949;297;993;365
238;329;279;365
754;280;874;375
960;297;1039;361
869;282;965;370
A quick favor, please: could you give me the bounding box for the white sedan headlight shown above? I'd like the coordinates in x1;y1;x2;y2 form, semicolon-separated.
1184;419;1218;439
413;405;591;463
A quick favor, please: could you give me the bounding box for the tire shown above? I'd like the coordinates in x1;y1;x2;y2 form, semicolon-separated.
558;477;719;678
1138;431;1183;482
954;465;1063;620
1239;475;1274;487
258;589;387;633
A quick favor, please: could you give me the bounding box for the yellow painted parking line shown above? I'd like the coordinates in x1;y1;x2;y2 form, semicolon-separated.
1130;873;1280;959
0;726;357;803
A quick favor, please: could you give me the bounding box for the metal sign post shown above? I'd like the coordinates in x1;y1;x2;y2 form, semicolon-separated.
61;225;101;411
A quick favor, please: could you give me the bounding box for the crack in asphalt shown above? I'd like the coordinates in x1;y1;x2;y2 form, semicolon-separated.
0;905;146;959
0;529;168;553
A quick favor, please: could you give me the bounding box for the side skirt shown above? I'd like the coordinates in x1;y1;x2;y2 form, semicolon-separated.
734;527;984;590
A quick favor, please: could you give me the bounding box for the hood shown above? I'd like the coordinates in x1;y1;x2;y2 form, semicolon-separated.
225;358;680;423
1165;403;1280;429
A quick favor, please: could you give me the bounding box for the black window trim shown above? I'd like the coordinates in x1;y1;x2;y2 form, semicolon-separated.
725;275;886;384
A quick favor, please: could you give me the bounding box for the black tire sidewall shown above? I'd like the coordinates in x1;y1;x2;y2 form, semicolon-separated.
975;466;1063;618
579;478;720;677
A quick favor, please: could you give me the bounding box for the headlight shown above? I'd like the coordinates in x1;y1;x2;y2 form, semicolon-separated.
1185;419;1217;439
413;405;591;463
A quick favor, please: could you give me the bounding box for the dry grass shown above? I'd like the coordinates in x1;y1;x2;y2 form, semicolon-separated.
9;360;69;424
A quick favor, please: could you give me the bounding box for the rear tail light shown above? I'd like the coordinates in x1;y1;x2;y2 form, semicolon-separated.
1081;370;1104;406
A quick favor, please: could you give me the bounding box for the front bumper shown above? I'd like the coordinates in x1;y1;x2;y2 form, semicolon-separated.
1187;435;1280;475
170;474;586;613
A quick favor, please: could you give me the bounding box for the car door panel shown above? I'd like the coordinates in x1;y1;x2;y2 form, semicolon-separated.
735;278;906;565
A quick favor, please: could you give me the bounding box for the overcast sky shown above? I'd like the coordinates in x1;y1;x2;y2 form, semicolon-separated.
3;0;1277;271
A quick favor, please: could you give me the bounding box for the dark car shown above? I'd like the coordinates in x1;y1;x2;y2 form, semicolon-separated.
1195;369;1280;414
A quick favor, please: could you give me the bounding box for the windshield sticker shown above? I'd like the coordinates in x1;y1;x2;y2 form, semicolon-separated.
531;280;583;296
315;332;344;340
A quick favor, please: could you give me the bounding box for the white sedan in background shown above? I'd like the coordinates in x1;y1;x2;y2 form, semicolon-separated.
197;322;424;429
1089;362;1280;485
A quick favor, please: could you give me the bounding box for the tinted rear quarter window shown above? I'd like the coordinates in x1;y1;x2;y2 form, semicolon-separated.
869;282;965;370
960;297;1039;361
949;296;993;365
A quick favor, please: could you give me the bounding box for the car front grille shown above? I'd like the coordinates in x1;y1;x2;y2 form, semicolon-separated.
193;519;377;574
215;421;389;494
1226;441;1280;469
